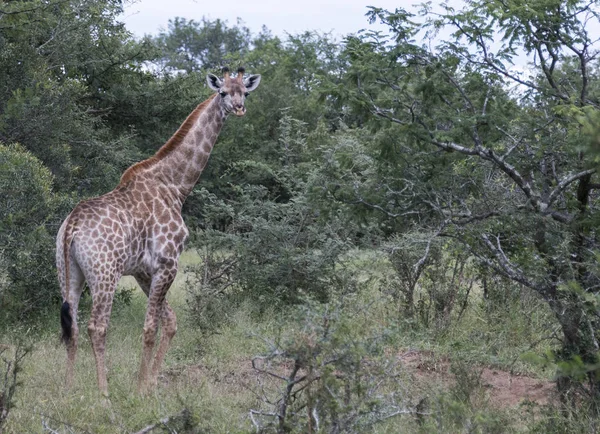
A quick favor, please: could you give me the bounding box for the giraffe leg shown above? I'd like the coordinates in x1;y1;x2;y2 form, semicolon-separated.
138;268;176;393
63;262;85;390
87;278;117;397
150;301;177;386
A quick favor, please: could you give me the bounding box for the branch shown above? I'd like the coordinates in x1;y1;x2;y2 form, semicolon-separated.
534;41;566;99
252;356;289;382
547;169;596;206
452;210;502;225
351;182;419;218
427;137;541;208
440;68;475;113
480;234;542;292
41;418;60;434
413;221;448;276
132;410;189;434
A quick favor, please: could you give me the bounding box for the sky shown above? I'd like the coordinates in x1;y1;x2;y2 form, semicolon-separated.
120;0;414;39
119;0;536;73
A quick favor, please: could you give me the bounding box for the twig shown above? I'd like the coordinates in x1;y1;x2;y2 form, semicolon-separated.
41;417;61;434
132;409;189;434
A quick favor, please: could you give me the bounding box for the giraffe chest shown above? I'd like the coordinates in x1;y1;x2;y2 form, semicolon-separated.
123;208;189;275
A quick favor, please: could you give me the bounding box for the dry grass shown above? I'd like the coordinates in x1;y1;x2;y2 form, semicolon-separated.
4;250;270;433
2;250;559;433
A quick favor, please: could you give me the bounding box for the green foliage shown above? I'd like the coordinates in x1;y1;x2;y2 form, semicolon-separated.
528;403;600;433
248;287;405;433
0;344;31;430
2;0;600;428
185;112;359;312
417;392;510;434
187;179;352;308
340;0;600;403
152;17;252;72
0;0;146;195
0;143;66;321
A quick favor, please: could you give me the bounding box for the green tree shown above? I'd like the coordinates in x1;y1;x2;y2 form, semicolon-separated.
0;143;65;320
152;17;252;73
0;0;148;194
340;0;600;403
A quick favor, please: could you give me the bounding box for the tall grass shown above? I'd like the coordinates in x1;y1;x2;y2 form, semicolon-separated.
2;250;560;432
4;251;272;432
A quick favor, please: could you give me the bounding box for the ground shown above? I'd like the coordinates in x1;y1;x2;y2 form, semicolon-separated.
2;250;559;432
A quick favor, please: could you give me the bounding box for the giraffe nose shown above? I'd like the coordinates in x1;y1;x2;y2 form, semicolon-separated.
234;105;246;117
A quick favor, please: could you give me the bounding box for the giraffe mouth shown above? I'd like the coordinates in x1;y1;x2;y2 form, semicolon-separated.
234;107;246;117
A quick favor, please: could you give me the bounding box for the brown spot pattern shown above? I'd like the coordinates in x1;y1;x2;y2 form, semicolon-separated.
55;71;260;395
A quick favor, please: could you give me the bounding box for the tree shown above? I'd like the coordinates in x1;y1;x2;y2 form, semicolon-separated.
0;0;149;194
152;17;252;73
0;143;64;319
340;0;600;403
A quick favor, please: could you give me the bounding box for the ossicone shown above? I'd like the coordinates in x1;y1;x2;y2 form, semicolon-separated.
222;66;230;80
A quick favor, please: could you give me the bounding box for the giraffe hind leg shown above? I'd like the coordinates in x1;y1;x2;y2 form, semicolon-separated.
87;275;118;397
62;261;85;390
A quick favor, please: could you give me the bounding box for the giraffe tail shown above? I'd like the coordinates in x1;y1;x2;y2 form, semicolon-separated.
60;215;75;345
61;301;72;344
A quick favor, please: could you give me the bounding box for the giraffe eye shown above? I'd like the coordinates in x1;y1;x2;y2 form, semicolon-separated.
219;90;227;97
244;92;249;97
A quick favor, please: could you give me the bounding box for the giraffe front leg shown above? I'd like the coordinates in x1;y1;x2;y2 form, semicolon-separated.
138;268;176;394
150;301;177;386
88;286;116;397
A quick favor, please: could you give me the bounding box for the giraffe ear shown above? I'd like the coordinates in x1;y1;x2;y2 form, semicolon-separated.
206;74;223;91
243;74;261;92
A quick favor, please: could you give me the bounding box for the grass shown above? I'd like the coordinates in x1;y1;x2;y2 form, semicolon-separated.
2;249;561;433
4;250;272;433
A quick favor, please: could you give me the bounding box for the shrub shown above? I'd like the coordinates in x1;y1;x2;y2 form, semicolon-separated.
0;143;66;322
247;283;413;433
0;344;30;430
186;179;353;312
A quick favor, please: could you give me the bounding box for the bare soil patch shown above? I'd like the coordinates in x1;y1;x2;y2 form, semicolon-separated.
398;350;556;408
163;350;555;411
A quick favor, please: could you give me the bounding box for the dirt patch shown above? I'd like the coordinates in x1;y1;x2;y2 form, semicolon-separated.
398;350;556;408
163;350;556;410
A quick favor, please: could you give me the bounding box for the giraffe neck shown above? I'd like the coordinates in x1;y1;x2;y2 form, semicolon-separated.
124;94;226;202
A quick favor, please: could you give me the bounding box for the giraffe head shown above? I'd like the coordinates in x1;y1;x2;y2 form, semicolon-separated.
206;67;261;117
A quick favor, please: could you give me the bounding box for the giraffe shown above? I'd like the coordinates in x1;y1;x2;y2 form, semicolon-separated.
56;67;260;396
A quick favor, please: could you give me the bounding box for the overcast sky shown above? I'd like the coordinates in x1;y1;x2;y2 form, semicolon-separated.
121;0;416;39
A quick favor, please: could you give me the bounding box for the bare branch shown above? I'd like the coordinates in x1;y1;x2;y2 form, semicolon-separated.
41;418;61;434
413;221;448;276
426;137;542;209
252;356;289;382
480;234;542;291
132;410;190;434
547;169;597;206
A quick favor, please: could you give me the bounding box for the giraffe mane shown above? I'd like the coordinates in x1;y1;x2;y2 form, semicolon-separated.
119;93;218;185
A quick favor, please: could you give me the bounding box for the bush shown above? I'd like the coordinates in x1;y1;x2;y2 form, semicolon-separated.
247;281;412;433
186;176;353;311
0;344;30;430
0;143;66;322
